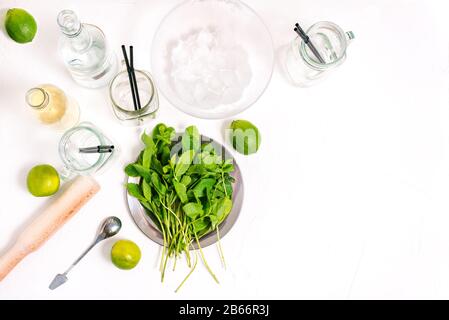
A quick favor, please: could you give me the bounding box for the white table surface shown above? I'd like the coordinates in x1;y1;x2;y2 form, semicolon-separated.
0;0;448;300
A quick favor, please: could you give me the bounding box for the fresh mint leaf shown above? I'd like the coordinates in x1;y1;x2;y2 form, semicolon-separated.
174;150;195;180
126;183;145;202
174;181;188;203
182;125;200;152
124;163;139;177
142;179;152;200
182;202;203;219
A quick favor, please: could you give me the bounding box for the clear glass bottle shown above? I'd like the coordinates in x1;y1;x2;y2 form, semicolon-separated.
25;84;80;130
57;10;118;89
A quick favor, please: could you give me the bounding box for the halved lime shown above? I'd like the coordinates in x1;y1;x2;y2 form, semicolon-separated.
229;119;261;155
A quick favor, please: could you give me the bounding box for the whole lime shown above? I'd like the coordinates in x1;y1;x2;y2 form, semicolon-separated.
5;8;37;43
26;164;60;197
229;120;261;155
111;240;141;270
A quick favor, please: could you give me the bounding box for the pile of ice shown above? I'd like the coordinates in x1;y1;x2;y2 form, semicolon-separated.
169;28;252;110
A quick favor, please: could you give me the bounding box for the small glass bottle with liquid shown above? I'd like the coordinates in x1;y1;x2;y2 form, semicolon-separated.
57;10;118;88
25;84;80;131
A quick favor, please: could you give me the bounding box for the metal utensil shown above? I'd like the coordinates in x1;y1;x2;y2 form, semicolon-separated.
294;22;326;64
49;216;122;290
79;145;115;154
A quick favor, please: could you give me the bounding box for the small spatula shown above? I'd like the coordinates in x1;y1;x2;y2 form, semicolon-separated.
49;216;121;290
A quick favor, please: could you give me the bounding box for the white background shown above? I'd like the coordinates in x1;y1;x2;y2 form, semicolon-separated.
0;0;448;300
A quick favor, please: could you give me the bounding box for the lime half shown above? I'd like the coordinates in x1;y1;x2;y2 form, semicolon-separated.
230;119;261;155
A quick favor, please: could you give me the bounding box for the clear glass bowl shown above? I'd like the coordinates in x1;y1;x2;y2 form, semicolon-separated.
151;0;274;119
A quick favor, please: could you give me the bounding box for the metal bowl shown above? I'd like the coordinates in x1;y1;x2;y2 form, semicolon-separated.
126;136;244;248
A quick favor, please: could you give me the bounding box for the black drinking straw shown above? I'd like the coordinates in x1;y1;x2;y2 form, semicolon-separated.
129;46;141;110
79;145;115;153
121;45;138;111
294;23;325;64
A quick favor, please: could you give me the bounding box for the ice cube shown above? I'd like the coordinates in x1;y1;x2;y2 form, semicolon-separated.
199;89;222;109
215;28;234;48
173;79;195;105
189;59;210;78
192;45;210;62
184;32;198;46
206;74;225;95
221;86;243;104
233;46;249;63
197;29;215;48
193;82;209;103
223;46;248;69
235;62;252;87
219;69;239;87
172;65;198;83
171;43;190;65
207;48;227;70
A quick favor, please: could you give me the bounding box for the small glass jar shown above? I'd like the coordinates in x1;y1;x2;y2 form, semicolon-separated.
25;84;80;131
109;69;159;126
285;21;354;87
58;122;117;179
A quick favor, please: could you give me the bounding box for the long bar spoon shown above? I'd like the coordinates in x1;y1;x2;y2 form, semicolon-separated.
49;216;122;290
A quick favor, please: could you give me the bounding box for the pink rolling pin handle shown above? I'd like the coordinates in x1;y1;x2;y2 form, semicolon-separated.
0;176;100;282
0;243;29;282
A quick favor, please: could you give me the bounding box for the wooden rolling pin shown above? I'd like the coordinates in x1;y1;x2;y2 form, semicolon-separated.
0;175;100;282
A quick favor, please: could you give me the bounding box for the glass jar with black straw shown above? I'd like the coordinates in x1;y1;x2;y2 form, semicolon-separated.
109;46;159;126
285;21;355;87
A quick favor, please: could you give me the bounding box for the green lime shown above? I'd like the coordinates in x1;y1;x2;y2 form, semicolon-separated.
229;120;261;155
111;240;141;270
5;8;37;43
26;164;60;197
